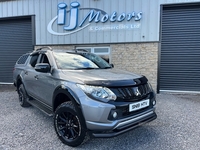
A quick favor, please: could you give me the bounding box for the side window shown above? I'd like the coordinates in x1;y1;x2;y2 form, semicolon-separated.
39;54;50;64
17;54;29;65
30;54;39;67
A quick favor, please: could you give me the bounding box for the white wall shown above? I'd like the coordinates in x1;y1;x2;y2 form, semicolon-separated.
0;0;199;45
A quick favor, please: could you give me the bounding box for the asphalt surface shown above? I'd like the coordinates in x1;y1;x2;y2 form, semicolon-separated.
0;87;200;150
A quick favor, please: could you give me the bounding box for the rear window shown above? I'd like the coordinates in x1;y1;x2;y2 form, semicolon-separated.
16;54;29;64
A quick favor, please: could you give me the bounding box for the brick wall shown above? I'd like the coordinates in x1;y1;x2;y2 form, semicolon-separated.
111;43;158;91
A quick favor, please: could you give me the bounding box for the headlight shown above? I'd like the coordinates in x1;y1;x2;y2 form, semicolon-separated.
77;84;117;101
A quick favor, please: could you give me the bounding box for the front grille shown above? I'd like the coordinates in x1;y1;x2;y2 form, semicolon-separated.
111;83;151;102
108;99;153;120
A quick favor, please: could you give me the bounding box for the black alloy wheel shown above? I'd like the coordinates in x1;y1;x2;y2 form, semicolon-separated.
57;111;80;140
54;101;87;147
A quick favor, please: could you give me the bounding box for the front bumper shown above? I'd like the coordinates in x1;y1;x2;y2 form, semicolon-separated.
79;92;156;138
91;109;157;138
87;108;157;138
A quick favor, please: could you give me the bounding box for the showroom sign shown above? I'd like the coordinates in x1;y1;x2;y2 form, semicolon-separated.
47;1;142;35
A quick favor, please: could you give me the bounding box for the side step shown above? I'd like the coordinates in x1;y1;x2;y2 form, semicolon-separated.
27;99;53;117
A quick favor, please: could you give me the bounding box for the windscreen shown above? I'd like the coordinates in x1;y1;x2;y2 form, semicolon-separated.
53;52;111;70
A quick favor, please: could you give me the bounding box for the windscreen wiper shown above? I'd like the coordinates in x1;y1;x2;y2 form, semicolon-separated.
102;67;112;69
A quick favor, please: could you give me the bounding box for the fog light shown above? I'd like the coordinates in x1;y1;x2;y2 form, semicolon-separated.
113;112;118;119
153;100;156;106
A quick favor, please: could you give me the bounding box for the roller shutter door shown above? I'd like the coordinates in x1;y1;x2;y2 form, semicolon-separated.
160;4;200;92
0;17;32;83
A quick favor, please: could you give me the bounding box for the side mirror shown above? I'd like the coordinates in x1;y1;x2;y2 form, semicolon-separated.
110;64;114;68
35;63;51;73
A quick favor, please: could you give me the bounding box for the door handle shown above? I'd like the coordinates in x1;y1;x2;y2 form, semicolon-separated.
34;75;39;80
25;71;28;75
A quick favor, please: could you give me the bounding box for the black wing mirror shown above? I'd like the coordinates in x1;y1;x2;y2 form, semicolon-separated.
35;63;51;73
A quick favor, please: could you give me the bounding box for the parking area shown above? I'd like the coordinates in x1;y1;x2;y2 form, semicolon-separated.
0;87;200;150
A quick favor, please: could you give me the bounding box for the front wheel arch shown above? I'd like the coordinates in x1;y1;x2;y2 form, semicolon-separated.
18;84;31;107
53;88;87;129
16;76;22;92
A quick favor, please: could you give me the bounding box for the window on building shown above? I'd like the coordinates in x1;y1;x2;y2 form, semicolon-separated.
76;47;111;63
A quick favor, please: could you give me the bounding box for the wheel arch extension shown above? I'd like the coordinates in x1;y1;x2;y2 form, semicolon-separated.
52;85;81;112
52;85;87;128
15;75;23;91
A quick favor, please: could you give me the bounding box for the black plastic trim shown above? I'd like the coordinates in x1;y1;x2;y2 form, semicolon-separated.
52;85;87;129
84;76;148;87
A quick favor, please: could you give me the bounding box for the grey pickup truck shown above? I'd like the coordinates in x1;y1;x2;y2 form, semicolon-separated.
13;47;157;147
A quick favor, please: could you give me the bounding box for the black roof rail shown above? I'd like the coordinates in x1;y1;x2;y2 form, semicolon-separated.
36;46;52;51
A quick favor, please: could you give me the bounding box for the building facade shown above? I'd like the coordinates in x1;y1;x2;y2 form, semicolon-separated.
0;0;200;93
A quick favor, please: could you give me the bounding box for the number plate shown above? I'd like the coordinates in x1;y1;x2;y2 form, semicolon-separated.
129;99;150;112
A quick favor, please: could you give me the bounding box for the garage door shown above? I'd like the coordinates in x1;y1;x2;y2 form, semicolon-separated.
160;4;200;92
0;17;33;83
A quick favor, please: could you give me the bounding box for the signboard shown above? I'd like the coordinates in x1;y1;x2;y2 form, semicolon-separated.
47;1;142;36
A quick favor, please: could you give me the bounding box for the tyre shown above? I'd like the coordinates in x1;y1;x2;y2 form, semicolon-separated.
54;101;87;147
18;84;31;107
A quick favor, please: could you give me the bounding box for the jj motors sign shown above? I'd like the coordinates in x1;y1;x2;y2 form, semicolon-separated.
47;1;142;36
